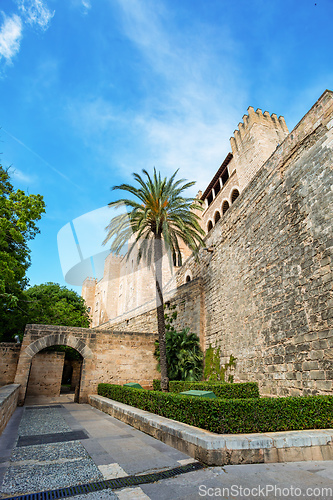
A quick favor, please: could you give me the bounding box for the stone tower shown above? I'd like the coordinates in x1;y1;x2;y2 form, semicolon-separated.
230;107;289;190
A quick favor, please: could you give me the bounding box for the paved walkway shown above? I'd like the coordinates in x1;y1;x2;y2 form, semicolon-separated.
0;397;333;499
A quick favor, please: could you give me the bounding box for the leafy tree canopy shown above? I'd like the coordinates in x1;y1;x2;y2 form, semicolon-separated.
0;165;45;341
24;282;91;330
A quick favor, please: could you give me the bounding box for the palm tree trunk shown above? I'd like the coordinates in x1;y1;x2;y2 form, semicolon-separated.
154;234;169;392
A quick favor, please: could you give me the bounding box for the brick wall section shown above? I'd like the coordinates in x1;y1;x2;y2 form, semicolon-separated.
26;352;65;397
0;384;20;436
0;343;21;386
173;90;333;396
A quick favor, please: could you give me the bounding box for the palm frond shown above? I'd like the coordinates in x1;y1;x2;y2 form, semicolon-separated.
104;168;205;268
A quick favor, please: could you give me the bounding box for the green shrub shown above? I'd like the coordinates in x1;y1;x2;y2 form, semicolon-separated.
98;383;333;434
153;379;161;391
152;380;259;398
154;327;203;381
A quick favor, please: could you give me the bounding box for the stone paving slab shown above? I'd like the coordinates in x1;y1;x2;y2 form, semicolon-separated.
1;399;333;500
0;400;196;499
140;461;333;500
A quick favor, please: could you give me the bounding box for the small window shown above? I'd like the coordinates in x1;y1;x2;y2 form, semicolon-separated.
221;168;229;185
231;189;240;203
222;201;230;214
214;211;221;224
186;275;191;283
207;192;213;205
214;182;220;196
87;307;91;313
207;220;213;232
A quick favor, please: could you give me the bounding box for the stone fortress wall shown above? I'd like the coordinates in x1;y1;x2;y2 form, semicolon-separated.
83;100;290;330
82;90;333;397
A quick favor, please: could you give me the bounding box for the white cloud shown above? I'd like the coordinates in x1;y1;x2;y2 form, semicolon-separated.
0;13;22;63
70;0;91;14
17;0;54;31
82;0;91;11
67;0;246;193
10;167;34;184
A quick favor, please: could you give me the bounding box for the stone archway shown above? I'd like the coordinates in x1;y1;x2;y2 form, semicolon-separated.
14;332;94;405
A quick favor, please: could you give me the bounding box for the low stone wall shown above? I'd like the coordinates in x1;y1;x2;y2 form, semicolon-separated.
0;384;20;436
0;343;21;386
89;395;333;466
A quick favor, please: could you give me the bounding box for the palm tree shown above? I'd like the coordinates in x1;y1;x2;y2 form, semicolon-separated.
103;168;205;391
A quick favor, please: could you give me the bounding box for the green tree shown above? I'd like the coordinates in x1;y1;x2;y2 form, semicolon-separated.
24;282;90;328
104;169;205;391
0;165;45;341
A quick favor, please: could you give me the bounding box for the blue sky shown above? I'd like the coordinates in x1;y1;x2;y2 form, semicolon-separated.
1;0;332;294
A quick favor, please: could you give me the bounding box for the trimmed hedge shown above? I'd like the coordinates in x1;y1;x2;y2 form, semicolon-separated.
98;383;333;434
152;379;259;399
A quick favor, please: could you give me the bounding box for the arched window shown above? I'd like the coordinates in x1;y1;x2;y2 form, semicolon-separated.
222;201;230;214
186;275;191;283
207;220;213;232
214;211;221;224
231;189;240;203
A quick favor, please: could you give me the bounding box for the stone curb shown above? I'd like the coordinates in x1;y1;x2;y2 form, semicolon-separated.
89;395;333;466
0;384;20;436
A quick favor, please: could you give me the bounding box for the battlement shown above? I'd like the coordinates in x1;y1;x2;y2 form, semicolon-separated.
230;106;288;154
105;251;123;263
82;277;97;287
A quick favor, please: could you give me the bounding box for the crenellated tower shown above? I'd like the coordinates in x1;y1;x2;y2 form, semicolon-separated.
230;107;289;190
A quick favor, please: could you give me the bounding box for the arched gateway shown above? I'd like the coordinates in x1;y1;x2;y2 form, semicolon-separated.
14;324;159;405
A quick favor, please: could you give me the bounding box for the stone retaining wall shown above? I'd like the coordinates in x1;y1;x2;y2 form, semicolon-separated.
89;394;333;466
0;384;20;436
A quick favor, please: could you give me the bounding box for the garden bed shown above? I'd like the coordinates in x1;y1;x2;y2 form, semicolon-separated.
98;383;333;434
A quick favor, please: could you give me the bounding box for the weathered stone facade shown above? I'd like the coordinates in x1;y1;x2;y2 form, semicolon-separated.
173;89;333;396
82;90;333;397
26;351;65;397
0;343;21;387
